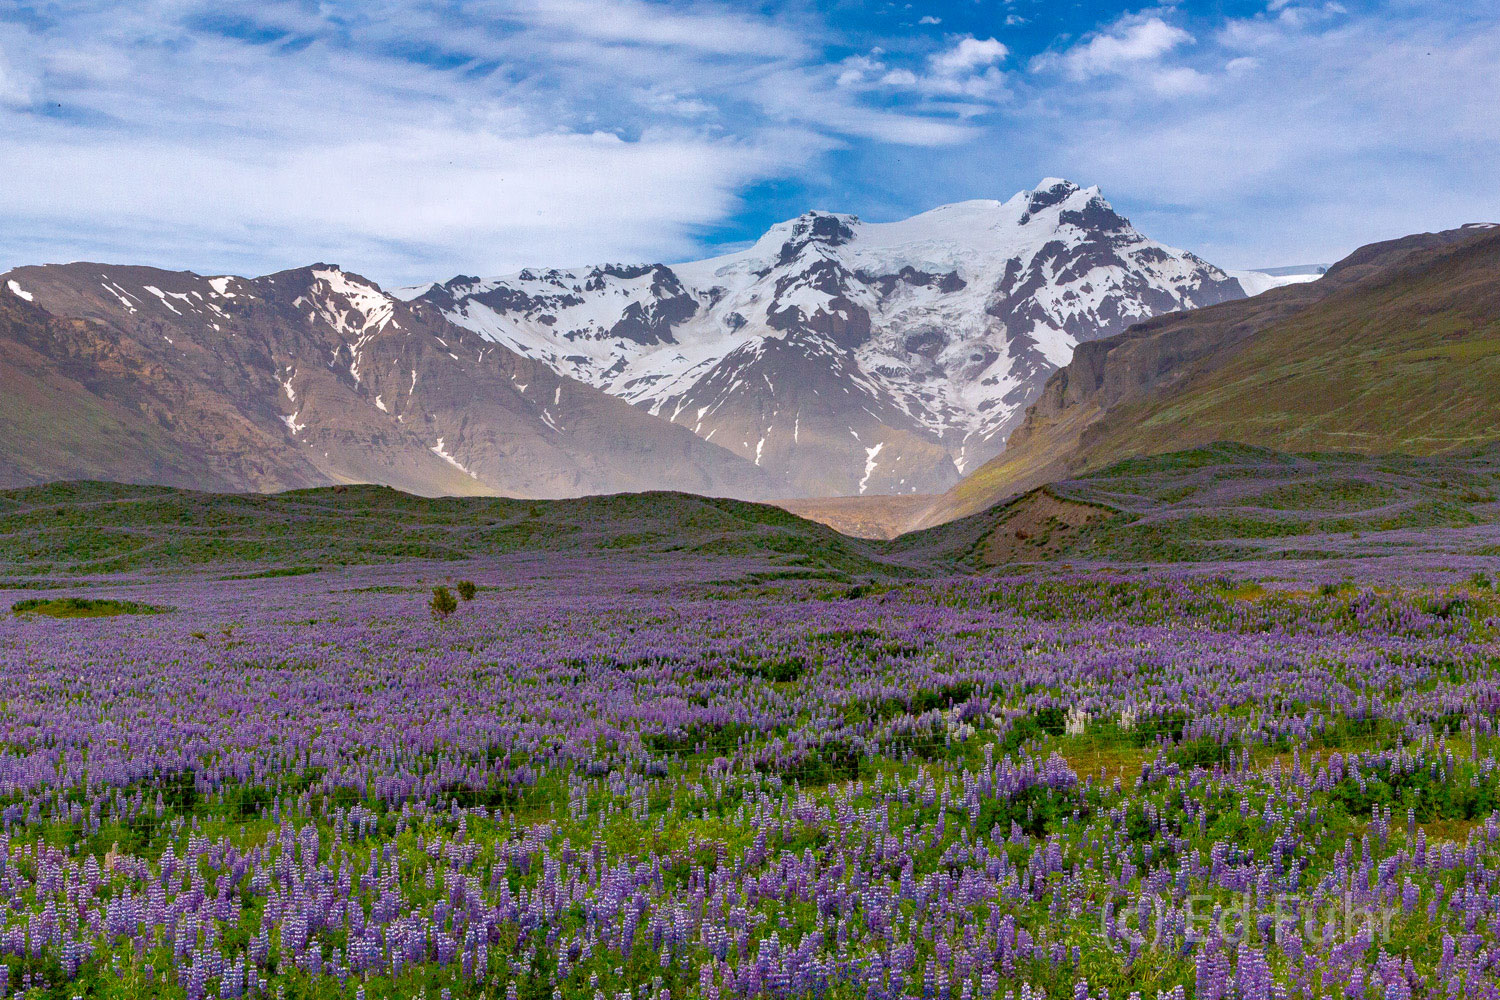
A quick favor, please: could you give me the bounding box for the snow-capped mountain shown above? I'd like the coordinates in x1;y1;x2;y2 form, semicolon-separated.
410;179;1248;497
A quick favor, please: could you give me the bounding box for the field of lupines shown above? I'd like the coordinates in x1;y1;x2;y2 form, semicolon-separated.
4;541;1500;1000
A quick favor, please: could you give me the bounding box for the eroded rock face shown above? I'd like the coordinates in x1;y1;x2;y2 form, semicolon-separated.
418;180;1250;497
0;262;777;499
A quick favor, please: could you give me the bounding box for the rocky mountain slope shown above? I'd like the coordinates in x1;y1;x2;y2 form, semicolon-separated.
918;224;1500;527
0;264;775;498
410;179;1254;497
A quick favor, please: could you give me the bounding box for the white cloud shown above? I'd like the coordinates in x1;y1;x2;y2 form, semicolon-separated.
919;16;941;26
929;36;1009;76
1148;66;1210;96
0;38;33;107
1041;16;1195;80
0;0;995;283
839;36;1011;102
1016;4;1500;267
0;124;794;280
837;53;886;87
636;88;715;118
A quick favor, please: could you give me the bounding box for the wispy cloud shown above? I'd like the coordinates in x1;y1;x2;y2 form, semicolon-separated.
1013;2;1500;266
0;30;31;108
0;0;991;283
0;1;1494;283
499;0;811;57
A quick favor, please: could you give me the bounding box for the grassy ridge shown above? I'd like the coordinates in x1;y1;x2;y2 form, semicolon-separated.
1096;235;1500;460
11;596;173;617
897;443;1500;567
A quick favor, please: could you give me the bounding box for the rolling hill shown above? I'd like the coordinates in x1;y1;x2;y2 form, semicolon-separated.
895;443;1500;569
6;444;1499;588
0;480;898;582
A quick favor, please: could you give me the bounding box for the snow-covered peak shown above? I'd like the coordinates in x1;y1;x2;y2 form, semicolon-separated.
747;211;860;262
1033;177;1076;192
300;266;396;336
683;180;1126;283
415;181;1246;493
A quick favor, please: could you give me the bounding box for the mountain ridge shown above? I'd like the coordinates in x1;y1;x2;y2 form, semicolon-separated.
0;261;779;498
0;184;1339;505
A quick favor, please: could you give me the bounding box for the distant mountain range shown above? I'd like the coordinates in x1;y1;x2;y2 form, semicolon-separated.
9;183;1483;537
407;179;1276;496
1;179;1300;500
0;263;772;498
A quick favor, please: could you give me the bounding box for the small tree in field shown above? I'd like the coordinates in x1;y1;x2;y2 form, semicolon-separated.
457;580;477;602
430;585;458;621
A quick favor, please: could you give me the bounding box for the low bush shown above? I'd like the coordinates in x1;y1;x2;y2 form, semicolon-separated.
430;585;458;620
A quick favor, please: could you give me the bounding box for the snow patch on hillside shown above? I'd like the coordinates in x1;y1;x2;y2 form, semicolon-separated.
1227;269;1324;297
431;437;478;479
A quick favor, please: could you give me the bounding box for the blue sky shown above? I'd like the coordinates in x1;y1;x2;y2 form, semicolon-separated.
0;0;1495;285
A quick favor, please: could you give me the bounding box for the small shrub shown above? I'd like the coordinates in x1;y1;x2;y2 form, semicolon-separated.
456;580;477;601
429;585;458;621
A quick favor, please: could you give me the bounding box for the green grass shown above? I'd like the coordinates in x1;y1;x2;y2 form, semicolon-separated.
5;442;1499;579
11;597;173;617
0;481;909;580
218;565;322;580
898;444;1500;566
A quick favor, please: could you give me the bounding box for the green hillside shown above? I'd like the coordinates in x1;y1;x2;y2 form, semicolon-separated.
7;442;1500;586
927;226;1500;526
0;481;899;582
895;443;1500;568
